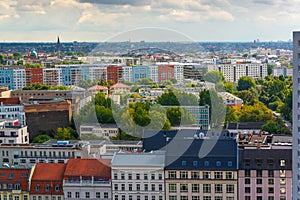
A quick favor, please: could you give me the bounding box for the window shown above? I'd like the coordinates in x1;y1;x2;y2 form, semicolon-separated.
267;159;274;166
268;187;274;193
129;195;132;200
104;192;108;199
152;196;156;200
122;195;125;200
193;161;198;166
257;170;262;177
257;197;262;200
280;179;286;185
204;161;210;166
226;185;234;193
215;184;223;193
226;172;234;179
256;159;263;166
245;179;250;184
144;174;148;180
182;160;187;166
203;197;211;200
128;173;132;180
192;184;199;193
180;171;188;179
168;171;176;179
67;192;72;198
158;174;162;180
203;184;211;193
151;174;155;180
280;188;286;194
55;185;60;192
129;184;132;191
14;183;20;190
191;171;199;179
268;197;274;200
169;196;177;200
192;197;200;200
214;172;223;179
245;197;250;200
257;179;262;184
203;172;211;179
280;170;286;177
215;197;223;200
151;184;155;191
245;187;251;193
121;173;125;180
268;179;274;184
137;196;141;200
75;192;80;198
216;161;221;167
169;184;176;192
268;170;274;177
137;184;141;191
36;184;40;191
136;173;140;180
85;192;90;199
227;161;233;167
14;197;19;200
244;159;250;166
96;192;100;199
280;160;286;167
159;184;163;191
114;184;118;190
145;184;148;191
245;170;250;177
180;196;187;200
180;184;188;192
114;173;118;179
257;187;262;193
45;184;50;192
114;195;118;200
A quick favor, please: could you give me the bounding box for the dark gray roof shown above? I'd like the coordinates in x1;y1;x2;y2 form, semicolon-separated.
165;138;238;170
239;148;292;170
227;122;266;130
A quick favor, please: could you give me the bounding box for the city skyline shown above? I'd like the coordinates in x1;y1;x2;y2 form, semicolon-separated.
0;0;299;42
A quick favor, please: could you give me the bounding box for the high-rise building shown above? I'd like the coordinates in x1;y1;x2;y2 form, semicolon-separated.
293;31;300;199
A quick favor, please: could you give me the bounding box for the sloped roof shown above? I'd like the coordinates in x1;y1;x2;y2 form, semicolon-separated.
87;85;108;91
64;159;111;178
0;168;30;182
110;83;130;89
111;152;165;167
32;163;66;181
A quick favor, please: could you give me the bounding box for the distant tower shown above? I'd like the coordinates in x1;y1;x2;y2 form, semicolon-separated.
57;36;61;58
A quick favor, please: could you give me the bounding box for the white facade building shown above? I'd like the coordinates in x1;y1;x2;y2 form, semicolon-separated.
13;69;26;90
0;103;26;126
174;64;184;84
122;66;133;82
111;151;165;200
149;66;158;83
0;119;29;144
80;123;119;139
208;62;268;83
43;68;63;86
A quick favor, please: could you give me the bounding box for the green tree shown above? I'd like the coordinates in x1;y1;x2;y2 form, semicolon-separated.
239;102;273;122
32;134;52;143
170;78;178;84
55;127;78;140
225;107;238;125
236;90;257;106
137;78;154;85
166;106;195;126
203;70;225;83
224;82;235;93
237;76;256;91
157;91;179;106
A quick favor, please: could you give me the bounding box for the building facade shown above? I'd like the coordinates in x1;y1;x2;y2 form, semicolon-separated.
111;152;165;200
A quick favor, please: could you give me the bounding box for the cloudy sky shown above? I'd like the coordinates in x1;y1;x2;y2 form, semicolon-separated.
0;0;299;42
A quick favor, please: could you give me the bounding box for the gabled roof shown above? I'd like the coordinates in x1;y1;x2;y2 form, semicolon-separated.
110;83;130;89
0;168;30;182
87;85;108;91
64;159;111;178
32;163;66;181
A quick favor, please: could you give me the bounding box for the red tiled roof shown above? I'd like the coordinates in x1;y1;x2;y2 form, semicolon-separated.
87;85;108;91
32;163;66;181
0;168;30;191
64;159;111;178
110;83;130;89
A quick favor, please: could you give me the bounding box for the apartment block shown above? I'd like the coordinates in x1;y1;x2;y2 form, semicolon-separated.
111;151;165;200
158;65;174;83
13;69;26;90
43;68;62;86
25;68;43;86
63;159;111;200
80;123;119;139
0;119;29;144
132;66;150;83
0;103;26;126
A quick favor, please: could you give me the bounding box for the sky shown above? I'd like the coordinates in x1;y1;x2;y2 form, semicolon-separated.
0;0;299;42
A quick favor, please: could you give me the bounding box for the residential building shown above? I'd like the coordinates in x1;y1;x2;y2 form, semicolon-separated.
89;67;107;82
25;68;43;86
88;85;109;96
0;119;29;144
226;122;266;135
43;68;62;86
149;66;158;83
158;65;174;83
293;31;300;198
13;69;26;90
122;66;133;82
63;159;111;200
80;123;119;139
165;136;238;200
208;62;267;83
111;151;165;200
0;140;90;168
107;66;123;84
110;83;130;95
132;65;149;82
30;163;66;200
238;148;292;200
0;168;31;200
0;68;14;90
0;103;26;126
218;92;243;109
